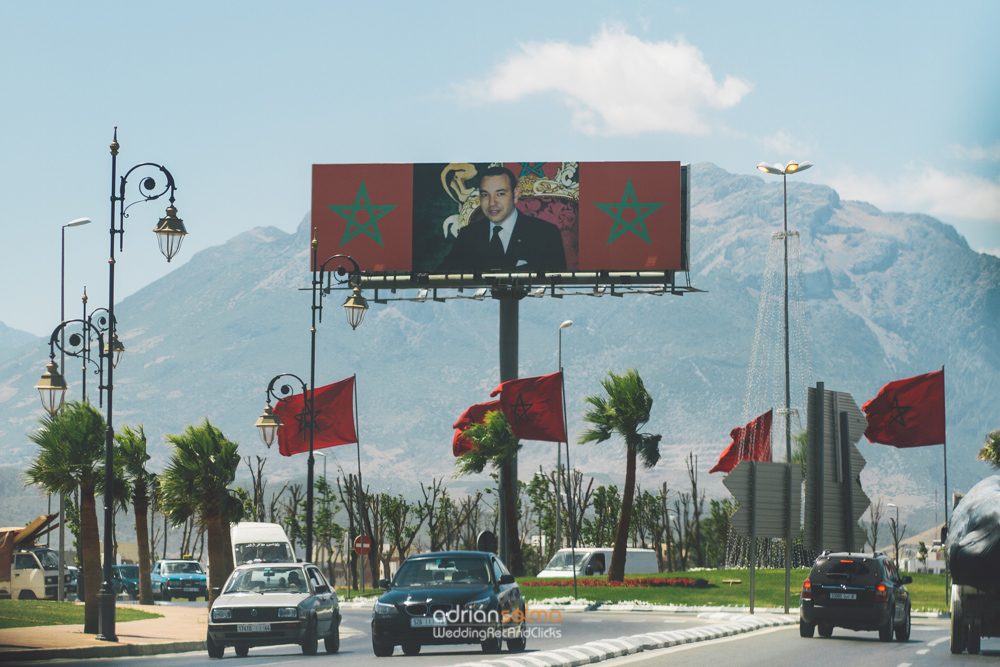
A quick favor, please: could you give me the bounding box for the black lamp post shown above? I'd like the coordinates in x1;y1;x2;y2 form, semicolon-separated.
44;129;186;642
256;243;367;563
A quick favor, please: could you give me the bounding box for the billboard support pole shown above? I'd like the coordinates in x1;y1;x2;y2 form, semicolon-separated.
497;287;523;569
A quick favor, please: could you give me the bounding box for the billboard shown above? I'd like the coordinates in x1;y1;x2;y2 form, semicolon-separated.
311;161;688;285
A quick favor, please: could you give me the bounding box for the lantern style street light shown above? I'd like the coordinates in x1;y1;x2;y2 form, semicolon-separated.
756;159;812;614
255;244;368;563
36;129;187;643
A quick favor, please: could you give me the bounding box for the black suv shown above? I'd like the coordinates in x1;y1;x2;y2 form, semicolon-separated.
800;551;912;641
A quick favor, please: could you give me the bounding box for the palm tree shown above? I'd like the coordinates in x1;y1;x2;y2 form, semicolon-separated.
24;401;105;633
978;429;1000;469
579;369;662;582
115;424;156;604
160;419;243;606
456;410;525;576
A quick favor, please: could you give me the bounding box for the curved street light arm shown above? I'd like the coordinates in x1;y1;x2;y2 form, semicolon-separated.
264;372;309;407
47;319;108;406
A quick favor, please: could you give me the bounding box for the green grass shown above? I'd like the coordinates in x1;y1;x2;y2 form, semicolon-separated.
335;586;382;599
518;569;951;612
0;600;162;629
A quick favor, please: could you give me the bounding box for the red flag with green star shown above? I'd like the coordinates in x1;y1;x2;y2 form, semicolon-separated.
312;164;412;272
862;370;945;447
578;161;683;271
274;377;357;457
490;372;566;443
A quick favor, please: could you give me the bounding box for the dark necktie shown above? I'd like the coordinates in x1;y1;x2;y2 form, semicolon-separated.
490;225;504;268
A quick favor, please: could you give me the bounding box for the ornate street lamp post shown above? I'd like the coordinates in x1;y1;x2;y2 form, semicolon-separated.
256;244;367;563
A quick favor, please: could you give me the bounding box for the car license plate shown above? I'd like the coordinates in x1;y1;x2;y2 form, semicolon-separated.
237;623;271;632
410;617;447;628
183;587;199;592
829;592;856;600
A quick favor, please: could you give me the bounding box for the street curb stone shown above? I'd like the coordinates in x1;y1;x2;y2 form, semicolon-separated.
0;639;205;662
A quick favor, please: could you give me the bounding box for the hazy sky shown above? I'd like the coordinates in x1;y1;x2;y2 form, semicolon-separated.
2;1;998;336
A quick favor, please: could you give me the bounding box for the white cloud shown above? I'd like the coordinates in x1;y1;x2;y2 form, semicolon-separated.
828;163;1000;223
460;25;751;136
949;141;1000;161
759;130;812;157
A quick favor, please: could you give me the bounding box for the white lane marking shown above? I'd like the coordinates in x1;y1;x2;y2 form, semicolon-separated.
663;619;687;623
596;626;793;665
928;635;949;646
917;649;930;654
896;663;912;667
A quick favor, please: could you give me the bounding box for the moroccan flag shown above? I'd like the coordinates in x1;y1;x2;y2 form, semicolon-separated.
862;370;945;447
490;372;566;443
452;400;501;457
710;410;773;474
274;377;357;457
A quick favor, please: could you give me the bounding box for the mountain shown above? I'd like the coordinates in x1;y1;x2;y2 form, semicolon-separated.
1;163;997;533
0;321;40;351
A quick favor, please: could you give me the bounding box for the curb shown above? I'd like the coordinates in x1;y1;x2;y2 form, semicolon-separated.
448;613;797;667
0;640;205;663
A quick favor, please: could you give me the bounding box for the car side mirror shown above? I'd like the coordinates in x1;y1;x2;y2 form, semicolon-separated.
211;586;221;597
315;584;330;594
585;564;594;576
498;574;515;585
901;576;912;585
378;578;390;590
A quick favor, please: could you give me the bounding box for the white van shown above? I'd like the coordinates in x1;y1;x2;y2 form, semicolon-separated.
536;547;659;578
231;522;296;565
1;514;72;600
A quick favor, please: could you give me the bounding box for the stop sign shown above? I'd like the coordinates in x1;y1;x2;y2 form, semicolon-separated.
353;534;372;556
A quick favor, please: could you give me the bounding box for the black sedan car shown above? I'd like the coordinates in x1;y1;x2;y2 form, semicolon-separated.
207;562;340;658
371;551;526;657
799;551;912;641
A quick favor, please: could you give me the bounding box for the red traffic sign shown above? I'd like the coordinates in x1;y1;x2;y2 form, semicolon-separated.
353;534;372;556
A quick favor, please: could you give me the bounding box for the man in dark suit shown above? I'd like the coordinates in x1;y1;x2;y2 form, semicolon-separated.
441;166;567;272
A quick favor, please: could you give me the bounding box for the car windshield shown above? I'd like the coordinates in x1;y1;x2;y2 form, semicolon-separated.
234;542;295;564
813;557;880;585
393;557;491;586
117;566;139;578
224;566;309;594
164;562;205;575
35;549;60;570
543;551;588;571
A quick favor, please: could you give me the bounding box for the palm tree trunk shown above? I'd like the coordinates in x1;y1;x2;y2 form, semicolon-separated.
133;483;153;605
502;465;525;576
608;446;637;582
206;510;229;608
79;481;102;634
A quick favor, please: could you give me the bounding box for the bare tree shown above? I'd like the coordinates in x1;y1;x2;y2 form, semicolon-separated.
660;482;674;572
244;456;268;522
686;453;706;567
888;515;908;568
863;497;886;554
562;469;595;548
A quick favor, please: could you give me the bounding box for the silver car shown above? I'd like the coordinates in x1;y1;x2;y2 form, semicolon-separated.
207;563;340;658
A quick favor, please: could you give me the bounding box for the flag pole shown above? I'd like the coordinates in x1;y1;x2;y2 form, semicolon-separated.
942;365;948;607
354;374;365;592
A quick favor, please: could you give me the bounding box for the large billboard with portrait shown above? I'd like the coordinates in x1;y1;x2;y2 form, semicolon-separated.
311;161;687;282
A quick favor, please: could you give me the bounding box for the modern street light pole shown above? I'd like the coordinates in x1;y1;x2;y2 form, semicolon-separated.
555;320;573;550
58;217;92;600
256;244;368;563
756;159;812;613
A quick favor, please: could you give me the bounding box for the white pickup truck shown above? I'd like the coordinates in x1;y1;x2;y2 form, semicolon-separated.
0;514;72;600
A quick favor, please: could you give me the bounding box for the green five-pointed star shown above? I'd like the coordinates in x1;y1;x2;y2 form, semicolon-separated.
328;181;397;247
594;178;664;245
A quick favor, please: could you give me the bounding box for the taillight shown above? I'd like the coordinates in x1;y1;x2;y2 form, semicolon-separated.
874;583;888;602
801;578;812;600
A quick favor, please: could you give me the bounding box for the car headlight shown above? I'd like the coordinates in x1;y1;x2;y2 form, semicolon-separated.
373;601;398;615
212;608;232;621
465;596;491;612
277;607;299;619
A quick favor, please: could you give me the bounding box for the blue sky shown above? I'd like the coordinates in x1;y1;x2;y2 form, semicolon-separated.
2;1;998;336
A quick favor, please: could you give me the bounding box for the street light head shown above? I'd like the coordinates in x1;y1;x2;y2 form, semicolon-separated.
785;161;813;174
757;162;784;175
342;285;369;330
559;320;574;330
153;205;188;262
255;404;282;448
66;218;92;228
104;334;125;368
36;359;68;416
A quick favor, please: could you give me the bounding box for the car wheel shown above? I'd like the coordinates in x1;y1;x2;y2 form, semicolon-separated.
162;586;171;602
817;623;833;638
950;606;966;654
372;639;393;657
481;623;503;654
188;597;197;602
207;632;225;659
878;607;894;642
18;589;37;600
968;625;981;655
799;621;815;638
301;616;318;656
401;642;420;656
895;606;911;641
324;622;340;654
235;646;250;657
507;611;527;652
